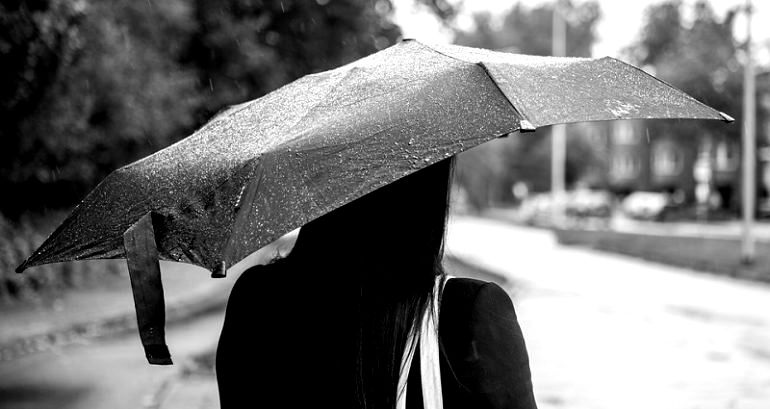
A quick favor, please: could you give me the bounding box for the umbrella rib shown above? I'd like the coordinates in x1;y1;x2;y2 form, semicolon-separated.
283;67;358;136
417;41;530;131
175;157;261;219
605;57;733;123
475;62;529;131
337;78;429;108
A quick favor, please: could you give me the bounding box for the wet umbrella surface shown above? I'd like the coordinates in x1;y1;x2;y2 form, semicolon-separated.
16;39;732;364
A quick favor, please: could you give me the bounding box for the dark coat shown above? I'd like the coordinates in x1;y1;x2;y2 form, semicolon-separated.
216;265;536;409
406;278;537;409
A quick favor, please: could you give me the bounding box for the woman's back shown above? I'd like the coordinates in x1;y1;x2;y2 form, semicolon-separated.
216;261;362;407
217;263;537;409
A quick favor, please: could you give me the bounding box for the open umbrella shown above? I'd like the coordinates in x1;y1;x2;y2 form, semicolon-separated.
16;39;732;364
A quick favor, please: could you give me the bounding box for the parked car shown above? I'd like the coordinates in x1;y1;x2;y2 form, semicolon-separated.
516;189;615;226
621;191;672;221
565;189;615;219
515;193;554;226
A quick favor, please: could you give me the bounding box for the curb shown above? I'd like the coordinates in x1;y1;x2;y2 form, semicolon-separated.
0;277;236;362
553;227;770;284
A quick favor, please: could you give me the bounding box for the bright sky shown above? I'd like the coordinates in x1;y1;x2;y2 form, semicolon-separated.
393;0;770;62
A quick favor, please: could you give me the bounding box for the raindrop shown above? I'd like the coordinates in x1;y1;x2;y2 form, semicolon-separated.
407;138;414;145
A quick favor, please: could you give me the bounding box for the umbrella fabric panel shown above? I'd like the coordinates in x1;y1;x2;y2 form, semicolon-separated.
17;69;348;271
17;55;362;272
425;42;728;127
223;49;522;267
19;40;522;274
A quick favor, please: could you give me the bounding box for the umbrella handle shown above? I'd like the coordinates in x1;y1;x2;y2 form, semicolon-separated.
123;212;173;365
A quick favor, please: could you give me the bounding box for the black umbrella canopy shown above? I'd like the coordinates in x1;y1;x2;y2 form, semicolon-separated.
17;39;731;276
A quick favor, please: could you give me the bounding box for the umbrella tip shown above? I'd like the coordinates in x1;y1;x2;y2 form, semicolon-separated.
211;260;227;278
15;260;28;274
519;119;536;132
718;111;735;123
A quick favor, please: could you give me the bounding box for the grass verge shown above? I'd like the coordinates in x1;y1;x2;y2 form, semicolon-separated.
554;228;770;284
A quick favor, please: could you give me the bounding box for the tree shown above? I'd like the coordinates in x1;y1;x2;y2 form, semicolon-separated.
626;1;742;119
1;0;203;216
186;0;401;119
452;1;602;209
1;0;403;216
0;0;85;128
454;1;599;57
623;0;748;210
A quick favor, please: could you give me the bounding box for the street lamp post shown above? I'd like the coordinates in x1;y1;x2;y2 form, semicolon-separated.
741;0;756;264
551;1;567;228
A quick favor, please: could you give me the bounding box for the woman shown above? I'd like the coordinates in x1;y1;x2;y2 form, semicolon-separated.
216;158;537;409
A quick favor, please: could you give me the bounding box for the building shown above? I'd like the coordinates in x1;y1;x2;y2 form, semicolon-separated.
596;119;741;213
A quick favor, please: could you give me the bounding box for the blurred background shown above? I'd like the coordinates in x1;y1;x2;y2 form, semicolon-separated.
1;0;769;408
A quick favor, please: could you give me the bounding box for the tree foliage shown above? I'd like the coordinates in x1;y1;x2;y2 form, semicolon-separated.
186;0;400;118
623;0;748;207
1;0;401;216
454;1;599;57
624;0;743;119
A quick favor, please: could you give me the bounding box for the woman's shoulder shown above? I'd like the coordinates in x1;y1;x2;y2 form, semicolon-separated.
441;277;515;323
444;277;510;305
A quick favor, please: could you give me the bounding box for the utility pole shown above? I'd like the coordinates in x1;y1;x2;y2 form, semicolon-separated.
741;0;756;264
551;1;567;228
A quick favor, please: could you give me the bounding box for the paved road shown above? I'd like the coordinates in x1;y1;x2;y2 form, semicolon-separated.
446;216;770;409
3;217;770;409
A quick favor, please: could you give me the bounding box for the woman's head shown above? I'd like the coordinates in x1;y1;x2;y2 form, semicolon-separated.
289;157;454;281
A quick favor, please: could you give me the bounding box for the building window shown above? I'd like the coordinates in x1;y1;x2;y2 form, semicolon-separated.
652;143;683;177
612;121;639;145
612;153;640;178
715;140;739;172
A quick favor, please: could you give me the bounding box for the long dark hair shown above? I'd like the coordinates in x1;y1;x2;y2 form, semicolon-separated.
285;157;454;408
